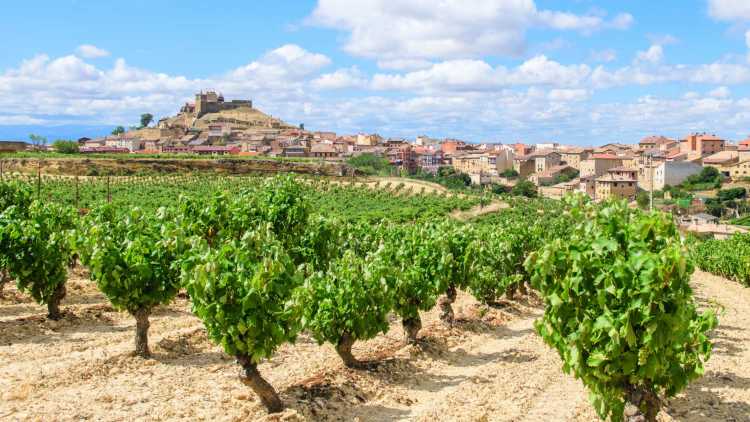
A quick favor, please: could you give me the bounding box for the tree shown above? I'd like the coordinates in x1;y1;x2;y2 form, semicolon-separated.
112;126;126;136
500;168;519;178
526;200;717;421
296;249;393;368
77;206;183;357
52;140;79;154
0;202;76;319
29;134;48;150
182;226;302;413
511;180;538;198
717;187;746;202
140;113;154;128
636;191;650;210
346;153;392;176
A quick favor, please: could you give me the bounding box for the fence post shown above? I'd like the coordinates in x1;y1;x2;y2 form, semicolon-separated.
107;176;112;203
75;176;80;210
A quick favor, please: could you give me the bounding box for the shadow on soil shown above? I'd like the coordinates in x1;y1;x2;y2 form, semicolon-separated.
667;371;750;421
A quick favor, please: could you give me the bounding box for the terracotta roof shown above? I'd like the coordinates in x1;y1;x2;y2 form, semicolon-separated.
607;166;637;172
589;153;621;160
596;174;637;183
703;151;738;164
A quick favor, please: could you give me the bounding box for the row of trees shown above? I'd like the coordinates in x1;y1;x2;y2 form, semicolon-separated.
0;178;717;421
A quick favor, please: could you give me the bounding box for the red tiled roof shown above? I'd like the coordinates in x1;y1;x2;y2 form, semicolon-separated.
590;153;621;160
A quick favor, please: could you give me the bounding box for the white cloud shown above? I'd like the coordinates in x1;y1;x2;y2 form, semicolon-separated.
590;49;617;63
311;67;367;90
76;44;110;59
309;0;633;63
708;0;750;20
371;56;591;92
709;86;731;98
636;45;664;64
376;59;433;71
548;89;589;102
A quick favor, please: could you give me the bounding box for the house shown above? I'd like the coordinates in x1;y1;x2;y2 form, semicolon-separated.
0;141;28;152
595;170;637;201
638;160;703;191
414;147;444;174
310;144;338;159
559;147;592;170
104;135;144;152
530;164;578;186
540;179;579;199
452;153;484;175
191;146;240;155
719;160;750;179
283;145;308;158
535;142;559;150
356;133;382;146
680;133;725;156
594;143;633;155
579;154;623;178
703;151;740;176
639;136;678;151
79;146;130;154
513;143;534;157
441;139;467;154
578;176;597;198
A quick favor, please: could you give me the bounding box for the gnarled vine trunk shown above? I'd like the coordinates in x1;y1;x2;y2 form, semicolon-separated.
47;282;66;320
236;355;284;413
403;315;422;345
624;384;661;422
336;332;362;369
0;270;10;296
439;284;457;324
130;307;151;358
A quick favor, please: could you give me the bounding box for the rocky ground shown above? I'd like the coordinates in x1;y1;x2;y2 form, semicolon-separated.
0;269;748;422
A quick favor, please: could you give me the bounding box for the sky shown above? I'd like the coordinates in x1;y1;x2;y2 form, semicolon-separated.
4;0;750;145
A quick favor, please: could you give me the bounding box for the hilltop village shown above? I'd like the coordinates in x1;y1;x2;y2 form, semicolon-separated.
5;91;746;206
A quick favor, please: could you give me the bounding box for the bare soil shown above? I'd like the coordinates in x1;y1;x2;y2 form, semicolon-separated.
1;270;748;421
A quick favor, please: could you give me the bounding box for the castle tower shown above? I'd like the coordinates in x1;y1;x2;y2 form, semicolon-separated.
195;92;207;118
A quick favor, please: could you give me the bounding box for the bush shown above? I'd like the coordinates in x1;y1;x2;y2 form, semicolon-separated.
182;226;302;413
0;202;76;319
52;140;79;154
347;153;392;176
717;187;746;202
77;206;182;357
500;168;519;178
511;180;538;198
526;200;717;421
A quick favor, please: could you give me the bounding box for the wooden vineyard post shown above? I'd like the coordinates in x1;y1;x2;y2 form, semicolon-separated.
107;176;112;203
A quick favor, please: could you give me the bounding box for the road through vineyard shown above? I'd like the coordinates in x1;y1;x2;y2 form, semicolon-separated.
1;270;748;421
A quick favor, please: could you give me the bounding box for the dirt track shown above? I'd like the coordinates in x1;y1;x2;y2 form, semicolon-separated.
1;270;748;421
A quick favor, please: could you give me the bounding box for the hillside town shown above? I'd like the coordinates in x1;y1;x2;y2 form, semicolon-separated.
3;91;750;206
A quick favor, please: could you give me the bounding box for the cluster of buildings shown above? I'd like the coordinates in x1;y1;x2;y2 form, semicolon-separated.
3;91;749;204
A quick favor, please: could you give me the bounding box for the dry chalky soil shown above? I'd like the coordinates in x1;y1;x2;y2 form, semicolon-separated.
1;270;748;421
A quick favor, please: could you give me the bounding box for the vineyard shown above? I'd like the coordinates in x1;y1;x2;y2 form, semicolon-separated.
1;175;748;421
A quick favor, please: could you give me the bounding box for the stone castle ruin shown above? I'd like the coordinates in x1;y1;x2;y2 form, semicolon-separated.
183;91;254;118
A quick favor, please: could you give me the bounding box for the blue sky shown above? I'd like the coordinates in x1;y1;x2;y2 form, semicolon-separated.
3;0;750;145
